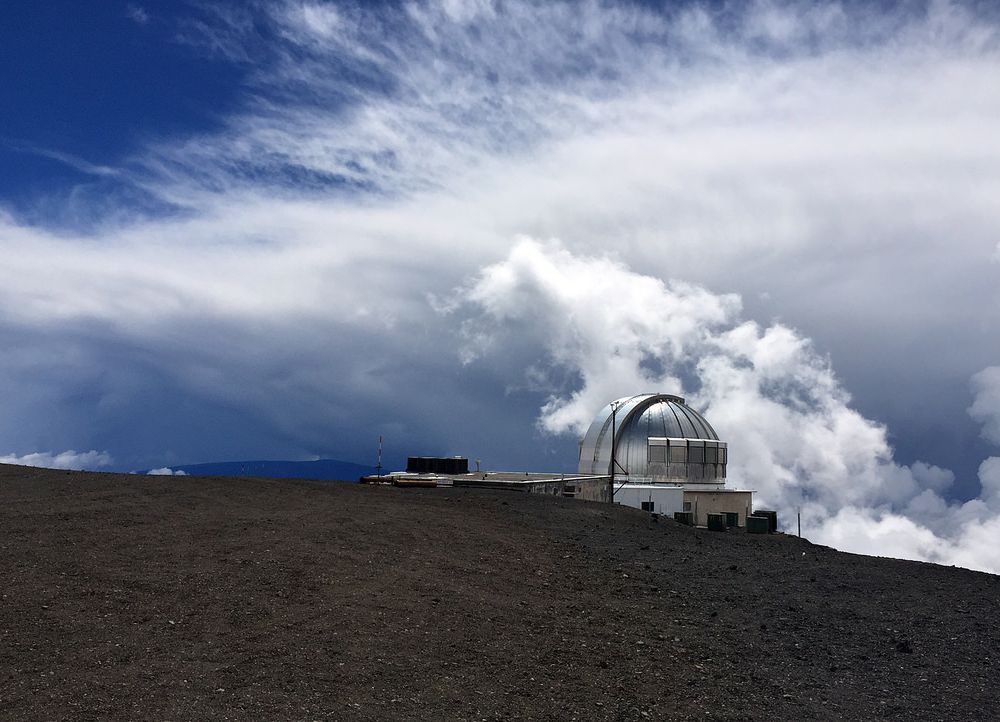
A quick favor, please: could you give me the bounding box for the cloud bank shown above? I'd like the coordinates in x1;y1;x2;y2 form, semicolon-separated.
454;239;1000;573
0;450;114;471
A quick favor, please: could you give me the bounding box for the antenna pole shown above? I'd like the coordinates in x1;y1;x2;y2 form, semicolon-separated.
610;401;619;504
376;435;383;477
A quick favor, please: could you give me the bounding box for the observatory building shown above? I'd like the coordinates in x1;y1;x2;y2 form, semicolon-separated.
364;391;755;528
578;394;753;525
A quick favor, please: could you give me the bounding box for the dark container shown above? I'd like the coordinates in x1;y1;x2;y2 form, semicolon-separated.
751;510;778;533
673;511;694;526
724;512;739;528
406;456;469;475
746;515;770;534
707;513;727;532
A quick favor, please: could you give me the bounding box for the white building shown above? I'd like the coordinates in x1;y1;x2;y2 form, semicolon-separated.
578;394;753;525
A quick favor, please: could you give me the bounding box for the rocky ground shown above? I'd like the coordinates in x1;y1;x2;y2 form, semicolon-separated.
1;463;998;721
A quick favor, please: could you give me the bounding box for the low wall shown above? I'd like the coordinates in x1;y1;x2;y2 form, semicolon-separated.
614;485;685;516
453;475;611;503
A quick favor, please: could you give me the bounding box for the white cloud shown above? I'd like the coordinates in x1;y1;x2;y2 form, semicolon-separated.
439;0;496;23
454;239;1000;573
126;4;149;25
453;238;739;434
0;450;113;471
281;2;341;41
970;366;1000;445
147;467;188;476
809;503;1000;573
978;456;1000;507
2;141;119;178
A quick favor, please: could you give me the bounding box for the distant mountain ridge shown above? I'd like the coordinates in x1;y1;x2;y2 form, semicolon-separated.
149;458;376;481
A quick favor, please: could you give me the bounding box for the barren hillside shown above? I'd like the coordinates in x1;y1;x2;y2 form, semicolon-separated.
1;464;997;721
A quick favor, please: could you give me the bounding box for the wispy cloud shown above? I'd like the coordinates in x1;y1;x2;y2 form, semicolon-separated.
3;139;120;177
125;4;150;26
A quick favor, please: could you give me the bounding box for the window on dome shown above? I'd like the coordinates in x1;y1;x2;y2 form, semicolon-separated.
648;445;666;464
669;444;687;463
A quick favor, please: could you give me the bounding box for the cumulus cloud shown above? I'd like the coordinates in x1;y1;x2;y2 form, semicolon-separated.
454;239;1000;573
0;1;998;569
147;467;188;476
0;450;113;471
978;456;1000;506
969;367;1000;445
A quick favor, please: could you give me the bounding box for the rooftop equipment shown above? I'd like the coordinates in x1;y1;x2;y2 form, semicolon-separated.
707;513;728;532
406;456;469;475
751;510;778;533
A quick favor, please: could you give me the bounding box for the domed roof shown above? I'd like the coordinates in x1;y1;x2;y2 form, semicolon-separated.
577;394;723;479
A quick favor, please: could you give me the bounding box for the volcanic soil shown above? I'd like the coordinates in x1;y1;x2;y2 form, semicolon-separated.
1;464;998;721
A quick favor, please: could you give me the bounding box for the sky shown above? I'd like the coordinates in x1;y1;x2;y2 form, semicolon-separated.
2;0;1000;571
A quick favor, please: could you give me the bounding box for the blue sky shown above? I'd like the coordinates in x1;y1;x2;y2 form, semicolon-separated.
0;2;248;221
2;0;1000;570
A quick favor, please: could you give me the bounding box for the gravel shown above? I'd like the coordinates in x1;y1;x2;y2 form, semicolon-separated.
1;464;998;721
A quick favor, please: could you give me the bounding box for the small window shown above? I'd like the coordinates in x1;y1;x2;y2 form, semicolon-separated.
648;445;666;463
705;446;718;463
689;446;705;464
683;501;692;511
719;447;727;464
641;501;655;512
669;445;687;463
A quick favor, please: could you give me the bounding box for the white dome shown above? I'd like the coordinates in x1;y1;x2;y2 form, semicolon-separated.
577;394;727;483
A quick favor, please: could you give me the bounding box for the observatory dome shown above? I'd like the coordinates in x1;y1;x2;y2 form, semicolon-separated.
577;394;727;483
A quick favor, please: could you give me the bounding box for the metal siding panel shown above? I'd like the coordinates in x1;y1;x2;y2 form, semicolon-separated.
663;401;685;438
654;403;668;440
579;393;724;477
577;401;613;474
673;404;699;437
679;404;708;438
601;394;655;478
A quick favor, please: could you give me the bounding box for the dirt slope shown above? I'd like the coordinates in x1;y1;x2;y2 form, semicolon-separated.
1;464;997;721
